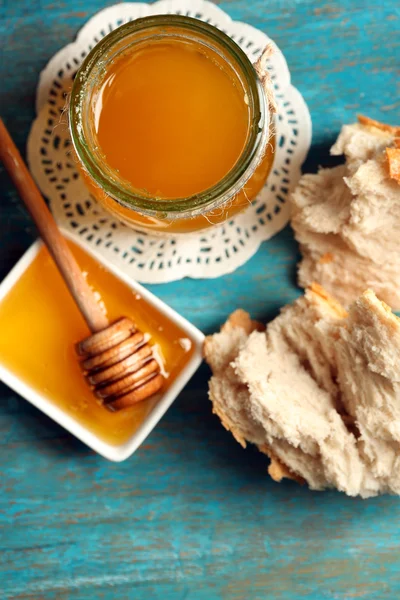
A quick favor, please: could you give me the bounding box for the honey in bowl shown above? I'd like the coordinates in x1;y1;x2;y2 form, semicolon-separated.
70;15;274;234
0;241;195;446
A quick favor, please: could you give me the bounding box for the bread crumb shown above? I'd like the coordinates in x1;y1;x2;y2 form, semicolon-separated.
93;291;107;317
178;338;192;352
152;343;169;379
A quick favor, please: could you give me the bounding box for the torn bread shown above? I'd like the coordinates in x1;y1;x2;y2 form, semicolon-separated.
204;284;400;497
291;116;400;309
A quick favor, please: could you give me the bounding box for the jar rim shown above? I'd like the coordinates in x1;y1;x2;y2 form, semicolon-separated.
69;14;269;219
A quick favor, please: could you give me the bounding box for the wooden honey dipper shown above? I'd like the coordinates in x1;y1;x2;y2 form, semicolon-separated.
0;119;164;411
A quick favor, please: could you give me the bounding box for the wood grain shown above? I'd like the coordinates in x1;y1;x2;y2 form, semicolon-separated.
0;119;109;333
1;1;400;598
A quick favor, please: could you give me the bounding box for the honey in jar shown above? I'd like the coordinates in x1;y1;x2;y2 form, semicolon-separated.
70;15;274;234
0;241;195;446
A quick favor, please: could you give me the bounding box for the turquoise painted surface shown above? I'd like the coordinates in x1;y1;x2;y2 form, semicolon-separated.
0;1;399;598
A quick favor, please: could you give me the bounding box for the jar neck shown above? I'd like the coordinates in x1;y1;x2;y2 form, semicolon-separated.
69;15;269;220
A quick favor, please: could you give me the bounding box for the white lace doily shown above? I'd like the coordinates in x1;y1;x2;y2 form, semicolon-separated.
27;0;311;283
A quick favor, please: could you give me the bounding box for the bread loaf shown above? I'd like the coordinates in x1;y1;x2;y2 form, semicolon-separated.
204;285;400;497
291;116;400;309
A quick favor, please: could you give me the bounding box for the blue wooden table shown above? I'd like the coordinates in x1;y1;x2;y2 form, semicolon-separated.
1;1;400;598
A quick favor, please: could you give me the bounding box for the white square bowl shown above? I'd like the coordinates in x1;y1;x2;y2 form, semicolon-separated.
0;236;205;461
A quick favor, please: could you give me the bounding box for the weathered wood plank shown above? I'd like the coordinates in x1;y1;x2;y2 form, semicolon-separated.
1;1;400;598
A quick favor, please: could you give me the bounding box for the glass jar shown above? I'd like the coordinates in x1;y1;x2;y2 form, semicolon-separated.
69;15;274;235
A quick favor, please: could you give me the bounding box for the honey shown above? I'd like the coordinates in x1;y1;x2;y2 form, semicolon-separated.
0;242;194;446
95;40;249;199
70;16;274;234
83;140;275;234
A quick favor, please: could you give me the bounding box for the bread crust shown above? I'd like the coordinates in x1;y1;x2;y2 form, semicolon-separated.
203;309;264;362
309;282;348;319
357;114;400;136
258;444;304;484
386;147;400;183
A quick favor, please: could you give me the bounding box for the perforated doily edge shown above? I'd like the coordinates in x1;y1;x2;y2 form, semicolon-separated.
27;0;312;284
